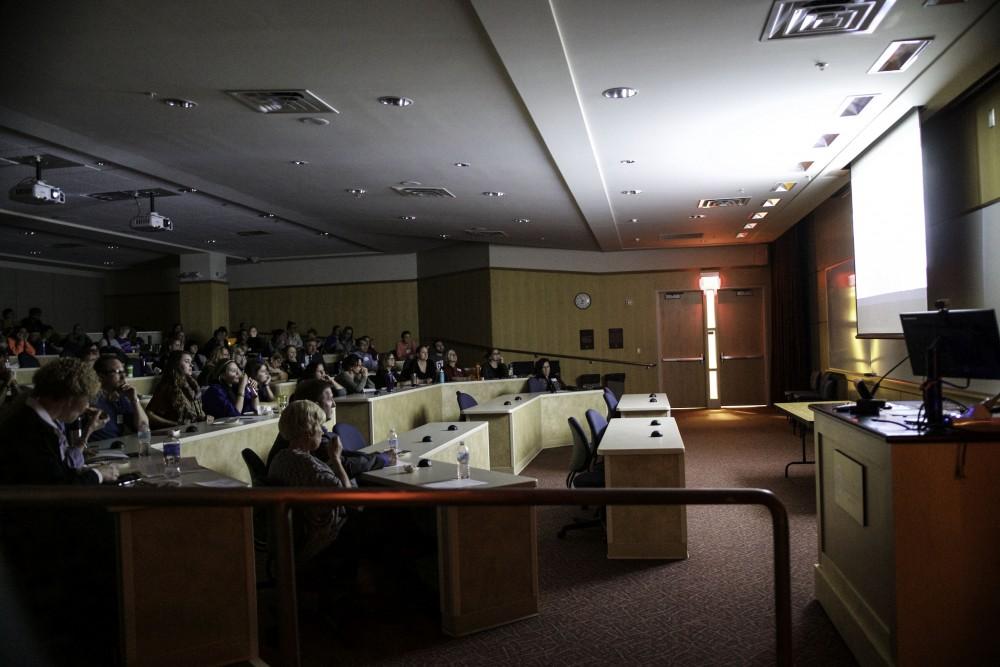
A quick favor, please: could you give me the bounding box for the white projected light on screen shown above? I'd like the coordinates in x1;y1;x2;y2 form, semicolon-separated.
851;111;927;336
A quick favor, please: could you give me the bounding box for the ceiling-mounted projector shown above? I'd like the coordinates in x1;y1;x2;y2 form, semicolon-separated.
130;211;172;232
9;157;65;205
129;192;173;232
10;177;66;205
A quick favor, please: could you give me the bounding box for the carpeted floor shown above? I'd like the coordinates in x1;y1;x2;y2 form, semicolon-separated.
262;408;857;666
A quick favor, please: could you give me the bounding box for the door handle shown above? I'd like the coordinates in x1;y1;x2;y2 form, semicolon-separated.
661;356;704;362
720;354;764;361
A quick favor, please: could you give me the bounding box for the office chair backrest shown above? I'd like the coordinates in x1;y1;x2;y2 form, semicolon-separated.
527;377;547;393
603;387;619;413
241;448;268;487
585;408;608;452
510;361;534;377
566;417;592;488
603;372;625;400
818;372;844;400
456;391;478;411
17;353;40;368
577;373;601;389
331;422;368;452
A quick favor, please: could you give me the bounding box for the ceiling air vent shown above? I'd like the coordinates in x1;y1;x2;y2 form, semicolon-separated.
3;154;82;169
235;230;271;237
698;197;751;208
391;185;456;198
762;0;895;41
658;232;704;241
464;227;508;239
226;89;338;114
86;188;178;202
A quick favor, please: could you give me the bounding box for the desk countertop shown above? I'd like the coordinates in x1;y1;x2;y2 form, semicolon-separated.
598;417;684;455
617;393;671;411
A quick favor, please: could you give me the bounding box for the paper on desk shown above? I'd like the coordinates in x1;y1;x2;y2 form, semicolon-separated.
424;478;487;489
195;478;247;488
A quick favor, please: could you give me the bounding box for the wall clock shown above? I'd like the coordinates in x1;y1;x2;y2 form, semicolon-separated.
574;292;592;310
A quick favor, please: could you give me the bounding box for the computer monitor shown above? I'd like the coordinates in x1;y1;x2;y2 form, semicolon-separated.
899;308;1000;379
899;308;1000;430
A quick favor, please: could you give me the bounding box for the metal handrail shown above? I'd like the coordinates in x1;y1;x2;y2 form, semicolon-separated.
0;487;792;667
439;339;659;369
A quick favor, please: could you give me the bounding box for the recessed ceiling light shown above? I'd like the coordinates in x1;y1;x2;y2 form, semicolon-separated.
813;134;839;148
689;214;706;219
482;191;504;197
620;159;636;165
763;198;781;207
868;38;933;74
28;250;42;256
621;189;642;195
751;212;768;220
106;244;119;249
259;212;276;218
439;234;451;239
178;187;198;193
299;117;331;126
796;161;815;171
290;160;308;166
162;98;197;109
633;237;640;243
205;239;217;245
629;218;639;223
771;181;796;192
94;161;105;167
400;215;417;221
103;260;115;266
453;162;470;168
602;87;637;99
377;96;414;107
838;94;878;117
744;222;758;230
21;230;36;236
540;236;546;241
318;231;331;237
736;232;749;239
515;218;530;224
346;188;366;196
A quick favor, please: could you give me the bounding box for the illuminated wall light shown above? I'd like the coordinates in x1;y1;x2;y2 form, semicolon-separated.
708;370;719;400
699;271;721;292
707;330;718;370
705;289;717;329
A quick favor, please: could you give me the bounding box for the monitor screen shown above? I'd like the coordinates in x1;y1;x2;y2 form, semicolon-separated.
900;309;1000;379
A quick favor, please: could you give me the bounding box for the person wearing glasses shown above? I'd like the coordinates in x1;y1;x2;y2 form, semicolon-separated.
88;354;150;442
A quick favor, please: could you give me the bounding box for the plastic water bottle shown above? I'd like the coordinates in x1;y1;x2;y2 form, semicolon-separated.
437;366;446;384
388;428;399;455
40;340;47;355
137;427;152;460
162;439;181;478
456;442;470;480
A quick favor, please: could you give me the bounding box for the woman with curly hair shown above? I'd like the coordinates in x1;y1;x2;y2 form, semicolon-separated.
146;351;206;428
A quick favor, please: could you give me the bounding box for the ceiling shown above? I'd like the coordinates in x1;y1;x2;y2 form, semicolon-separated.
1;0;997;271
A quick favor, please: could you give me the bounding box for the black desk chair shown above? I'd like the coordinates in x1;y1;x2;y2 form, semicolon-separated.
603;387;620;418
456;390;478;412
603;372;625;400
331;422;368;451
558;417;605;539
527;377;547;393
585;408;609;452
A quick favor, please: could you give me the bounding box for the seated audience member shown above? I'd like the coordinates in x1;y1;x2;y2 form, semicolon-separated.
232;344;249;370
7;326;36;356
442;349;465;382
401;345;435;385
285;321;303;350
283;344;305;380
266;379;391;476
302;360;347;395
267;400;355;563
98;326;119;351
202;327;229;357
1;350;21;409
37;326;63;355
245;360;276;403
235;328;250;348
198;345;231;385
429;339;446;366
156;335;184;371
0;357;118;484
482;348;509;380
533;357;562;392
202;360;260;418
186;340;206;370
247;325;270;356
355;336;378;372
115;325;135;353
88;354;150;442
1;307;15;332
20;307;46;333
373;352;398;391
323;325;344;353
77;342;101;364
339;325;356;354
146;351;205;427
62;324;92;356
271;327;288;352
300;338;323;368
337;354;374;394
395;330;416;360
265;351;290;382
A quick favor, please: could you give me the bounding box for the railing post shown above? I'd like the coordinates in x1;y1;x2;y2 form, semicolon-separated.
271;502;300;667
770;499;793;667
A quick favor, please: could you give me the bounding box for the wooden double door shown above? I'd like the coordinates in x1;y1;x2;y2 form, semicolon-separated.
658;288;766;408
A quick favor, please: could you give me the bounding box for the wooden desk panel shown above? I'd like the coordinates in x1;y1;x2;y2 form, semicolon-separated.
363;421;491;470
538;390;605;447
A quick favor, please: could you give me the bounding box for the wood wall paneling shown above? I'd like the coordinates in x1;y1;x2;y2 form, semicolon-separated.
229;280;418;352
0;267;105;332
976;77;999;206
179;281;229;345
418;269;491;362
104;292;180;334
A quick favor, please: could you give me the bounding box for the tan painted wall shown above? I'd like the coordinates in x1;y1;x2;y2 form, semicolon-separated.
179;281;230;344
489;266;771;394
228;280;418;351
